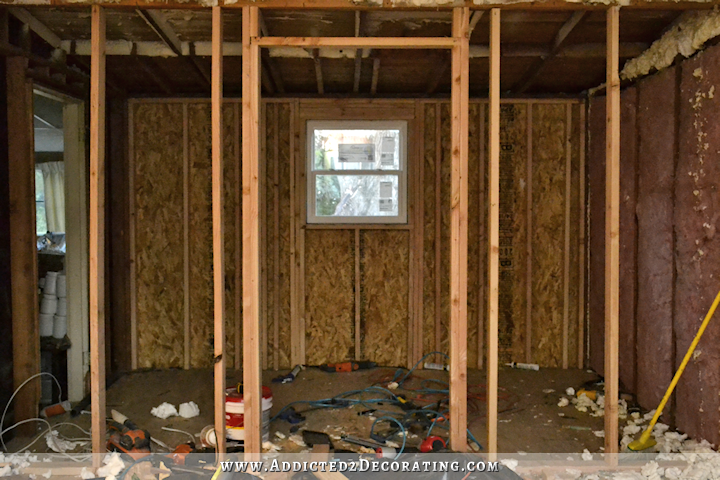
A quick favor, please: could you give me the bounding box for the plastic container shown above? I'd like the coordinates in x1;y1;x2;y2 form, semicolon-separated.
40;295;58;315
56;297;67;316
225;386;273;442
39;313;54;337
56;275;67;298
53;315;67;339
43;272;58;296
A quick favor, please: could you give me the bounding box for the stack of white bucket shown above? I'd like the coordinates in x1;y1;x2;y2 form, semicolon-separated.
39;272;67;339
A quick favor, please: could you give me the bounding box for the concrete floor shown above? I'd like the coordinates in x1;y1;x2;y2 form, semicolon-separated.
7;365;610;455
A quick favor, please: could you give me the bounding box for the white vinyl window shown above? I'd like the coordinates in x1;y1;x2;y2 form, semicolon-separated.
307;120;407;224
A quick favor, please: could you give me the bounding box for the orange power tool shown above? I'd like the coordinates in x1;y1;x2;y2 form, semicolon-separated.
107;410;151;460
318;361;377;373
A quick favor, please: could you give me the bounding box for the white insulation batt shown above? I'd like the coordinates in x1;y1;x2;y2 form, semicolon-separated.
622;8;720;81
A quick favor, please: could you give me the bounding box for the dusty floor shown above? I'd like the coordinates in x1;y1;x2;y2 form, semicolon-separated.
7;366;608;455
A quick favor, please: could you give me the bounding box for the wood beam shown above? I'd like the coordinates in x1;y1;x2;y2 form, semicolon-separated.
449;6;469;454
258;11;285;94
487;7;501;460
7;55;39;438
604;5;621;461
514;11;586;93
312;48;324;95
242;4;262;459
468;10;484;36
9;8;62;49
256;37;456;49
353;11;363;94
370;56;380;95
211;5;226;457
136;9;210;87
89;4;106;465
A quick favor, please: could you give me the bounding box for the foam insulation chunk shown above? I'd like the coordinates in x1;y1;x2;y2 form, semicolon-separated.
178;401;200;419
151;402;178;419
622;8;720;81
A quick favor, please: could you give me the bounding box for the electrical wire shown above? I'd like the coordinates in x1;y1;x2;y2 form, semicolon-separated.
370;416;406;459
1;372;62;452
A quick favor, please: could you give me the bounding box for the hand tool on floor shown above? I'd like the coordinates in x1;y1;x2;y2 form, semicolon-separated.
628;286;720;452
107;409;152;459
419;435;446;452
272;364;304;384
318;361;377;373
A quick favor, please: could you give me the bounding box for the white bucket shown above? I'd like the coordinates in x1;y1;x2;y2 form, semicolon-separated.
56;275;67;298
44;272;58;296
53;315;67;339
40;295;58;315
225;386;273;442
39;313;54;337
56;297;67;316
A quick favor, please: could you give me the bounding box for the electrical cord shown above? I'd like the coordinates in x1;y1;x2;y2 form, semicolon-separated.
370;416;406;459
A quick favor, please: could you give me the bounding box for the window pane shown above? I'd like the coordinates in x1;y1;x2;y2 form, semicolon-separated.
313;129;401;171
315;174;399;217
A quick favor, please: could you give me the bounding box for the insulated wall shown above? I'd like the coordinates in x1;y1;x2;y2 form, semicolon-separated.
127;98;585;371
588;40;720;447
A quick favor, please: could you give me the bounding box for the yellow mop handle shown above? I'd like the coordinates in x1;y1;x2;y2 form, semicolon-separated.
636;287;720;445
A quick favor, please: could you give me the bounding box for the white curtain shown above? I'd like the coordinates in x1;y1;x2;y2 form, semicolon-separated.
39;162;65;233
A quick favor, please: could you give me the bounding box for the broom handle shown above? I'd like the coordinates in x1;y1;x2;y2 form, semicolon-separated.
642;287;720;435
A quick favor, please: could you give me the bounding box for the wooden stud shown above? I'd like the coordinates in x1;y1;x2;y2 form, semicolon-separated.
604;5;621;460
212;5;226;456
412;102;425;366
296;98;307;364
183;104;190;370
487;7;501;460
355;229;361;360
477;103;486;370
312;49;324;95
261;102;268;371
578;105;587;369
273;105;280;371
256;36;456;49
235;103;242;370
434;102;442;358
290;100;301;366
242;5;262;458
449;6;469;453
562;103;572;369
7;55;39;437
90;5;106;462
370;57;380;96
129;103;137;371
525;102;533;364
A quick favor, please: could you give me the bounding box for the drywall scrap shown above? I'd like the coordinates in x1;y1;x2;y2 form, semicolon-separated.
622;8;720;82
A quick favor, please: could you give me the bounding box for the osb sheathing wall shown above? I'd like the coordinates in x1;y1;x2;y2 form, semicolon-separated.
587;39;720;447
129;98;585;370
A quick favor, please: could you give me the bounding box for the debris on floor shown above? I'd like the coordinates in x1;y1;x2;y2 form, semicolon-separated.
150;402;178;419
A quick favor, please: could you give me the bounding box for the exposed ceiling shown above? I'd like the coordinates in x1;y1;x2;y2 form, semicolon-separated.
8;7;686;97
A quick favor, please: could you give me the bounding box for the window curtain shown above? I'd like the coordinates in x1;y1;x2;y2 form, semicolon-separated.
39;162;65;233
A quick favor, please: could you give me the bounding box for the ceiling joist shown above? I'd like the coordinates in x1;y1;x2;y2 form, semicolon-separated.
514;10;586;93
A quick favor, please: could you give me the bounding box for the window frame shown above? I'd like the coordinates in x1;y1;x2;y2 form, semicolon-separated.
306;119;408;225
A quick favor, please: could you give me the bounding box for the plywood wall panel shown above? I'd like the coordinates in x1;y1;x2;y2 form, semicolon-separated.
305;229;355;365
277;103;293;369
361;230;410;366
531;103;566;368
422;103;438;357
223;104;238;369
133;102;185;369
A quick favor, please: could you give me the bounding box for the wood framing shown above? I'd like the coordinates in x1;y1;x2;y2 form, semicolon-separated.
413;101;425;366
562;103;572;369
234;103;242;370
211;5;226;455
129;98;137;371
578;105;587;368
477;104;485;370
242;5;263;457
7;55;39;437
89;4;106;461
525;103;533;364
273;106;281;371
487;7;501;460
183;104;190;370
256;37;456;49
449;6;469;453
604;5;621;459
355;229;361;360
434;103;442;358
